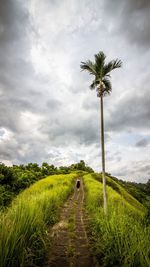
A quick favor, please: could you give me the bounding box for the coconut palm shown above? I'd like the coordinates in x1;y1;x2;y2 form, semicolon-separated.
80;51;122;214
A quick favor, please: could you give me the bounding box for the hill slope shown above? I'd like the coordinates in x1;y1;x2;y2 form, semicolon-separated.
0;171;149;267
0;173;77;267
83;173;150;267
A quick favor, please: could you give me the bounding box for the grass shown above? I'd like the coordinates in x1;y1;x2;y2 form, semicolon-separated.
92;173;145;213
0;173;77;267
83;173;150;267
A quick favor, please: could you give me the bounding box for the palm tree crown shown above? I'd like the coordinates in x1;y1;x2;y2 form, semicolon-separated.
80;51;122;97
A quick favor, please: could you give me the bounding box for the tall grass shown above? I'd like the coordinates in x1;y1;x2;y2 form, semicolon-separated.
92;173;145;212
0;173;77;267
83;174;150;267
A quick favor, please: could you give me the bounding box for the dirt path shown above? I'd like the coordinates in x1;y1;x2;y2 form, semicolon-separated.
45;177;94;267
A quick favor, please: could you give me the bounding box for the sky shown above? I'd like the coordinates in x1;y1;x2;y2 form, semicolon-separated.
0;0;150;183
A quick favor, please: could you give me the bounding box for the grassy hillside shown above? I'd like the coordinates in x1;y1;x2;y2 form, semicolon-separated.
0;173;77;267
92;173;146;213
83;173;150;267
109;176;150;212
0;161;93;209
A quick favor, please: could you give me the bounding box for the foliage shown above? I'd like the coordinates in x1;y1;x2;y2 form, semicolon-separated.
112;176;150;205
0;160;93;209
0;173;77;267
70;160;94;173
80;51;122;97
83;174;150;267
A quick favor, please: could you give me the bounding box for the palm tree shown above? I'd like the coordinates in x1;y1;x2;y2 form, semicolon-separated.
80;51;122;214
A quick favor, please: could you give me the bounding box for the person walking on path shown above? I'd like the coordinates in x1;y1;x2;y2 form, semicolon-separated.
76;179;80;191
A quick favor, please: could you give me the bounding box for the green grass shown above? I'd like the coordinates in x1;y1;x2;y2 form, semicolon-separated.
83;174;150;267
92;173;145;213
0;173;77;267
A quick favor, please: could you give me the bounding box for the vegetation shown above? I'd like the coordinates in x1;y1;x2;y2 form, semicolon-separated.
83;173;150;267
0;160;93;209
92;173;148;212
0;173;77;267
110;175;150;205
94;173;150;224
0;159;149;266
80;51;122;213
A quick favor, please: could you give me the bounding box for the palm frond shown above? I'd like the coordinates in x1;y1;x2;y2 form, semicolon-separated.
94;51;106;67
105;74;111;78
102;78;112;92
103;59;122;75
90;79;99;90
80;60;96;75
94;51;106;78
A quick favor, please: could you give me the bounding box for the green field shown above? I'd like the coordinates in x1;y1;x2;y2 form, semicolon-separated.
83;173;150;267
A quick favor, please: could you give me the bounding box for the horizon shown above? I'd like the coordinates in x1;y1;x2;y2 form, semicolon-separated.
0;0;150;183
0;159;148;184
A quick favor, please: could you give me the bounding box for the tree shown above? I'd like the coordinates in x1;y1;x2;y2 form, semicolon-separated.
80;51;122;214
77;160;86;170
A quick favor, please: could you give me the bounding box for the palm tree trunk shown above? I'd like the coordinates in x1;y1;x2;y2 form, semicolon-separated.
100;95;107;214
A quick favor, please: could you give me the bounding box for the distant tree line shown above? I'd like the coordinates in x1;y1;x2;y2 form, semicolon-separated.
0;160;93;209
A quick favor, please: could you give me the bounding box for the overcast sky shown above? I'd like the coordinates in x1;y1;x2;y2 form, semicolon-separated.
0;0;150;182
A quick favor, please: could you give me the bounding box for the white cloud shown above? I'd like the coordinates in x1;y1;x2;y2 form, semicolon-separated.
0;128;13;142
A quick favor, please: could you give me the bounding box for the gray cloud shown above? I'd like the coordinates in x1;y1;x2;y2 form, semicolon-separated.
0;0;36;133
135;138;149;147
46;99;62;110
0;0;150;182
104;0;150;47
82;97;98;111
138;164;150;174
112;161;150;183
106;83;150;132
45;114;99;146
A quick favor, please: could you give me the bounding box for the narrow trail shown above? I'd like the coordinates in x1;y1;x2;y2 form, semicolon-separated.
45;177;94;267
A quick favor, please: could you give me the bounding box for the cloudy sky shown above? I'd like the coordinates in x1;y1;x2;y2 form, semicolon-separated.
0;0;150;182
